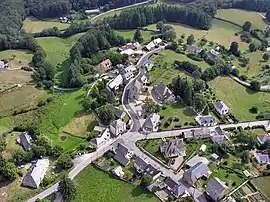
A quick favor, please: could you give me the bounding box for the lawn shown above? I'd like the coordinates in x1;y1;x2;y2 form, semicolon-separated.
137;139;165;162
0;49;33;69
2;132;23;160
73;165;158;202
36;33;84;67
22;17;70;33
210;76;270;121
252;176;270;199
0;117;13;135
39;89;86;151
115;29;155;43
216;9;267;30
159;103;196;130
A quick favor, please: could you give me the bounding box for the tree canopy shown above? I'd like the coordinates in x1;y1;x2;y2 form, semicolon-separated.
59;176;77;201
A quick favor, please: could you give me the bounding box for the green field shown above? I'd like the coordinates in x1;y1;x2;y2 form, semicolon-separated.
73;165;158;202
216;9;267;30
36;33;84;67
0;49;32;69
39;89;86;150
22;17;70;33
252;176;270;199
115;29;155;43
210;76;270;121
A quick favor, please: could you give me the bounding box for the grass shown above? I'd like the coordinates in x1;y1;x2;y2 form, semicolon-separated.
72;165;158;202
0;117;13;135
39;89;86;150
138;139;165;162
210;76;270;121
216;9;267;30
252;176;270;199
22;17;70;33
115;29;155;43
159;103;196;130
36;33;84;67
2;132;23;160
0;49;32;69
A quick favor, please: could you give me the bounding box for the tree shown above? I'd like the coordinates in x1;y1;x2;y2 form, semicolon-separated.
163;29;176;41
266;10;270;22
96;104;114;124
56;153;74;170
230;42;239;56
59;176;76;201
249;43;256;52
142;98;159;114
192;93;206;113
161;25;174;35
242;21;252;32
156;21;164;32
32;145;46;157
140;174;153;187
231;68;239;77
250;81;261;91
249;106;258;114
241;151;250;164
133;29;143;43
263;53;270;61
187;34;195;45
0;134;6;153
202;105;209;115
82;97;93;111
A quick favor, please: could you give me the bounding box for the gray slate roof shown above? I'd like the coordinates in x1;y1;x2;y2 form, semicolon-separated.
206;177;228;200
114;107;126;119
160;138;186;158
144;164;160;178
154;82;172;99
184;162;211;184
129;79;142;99
215;100;229;111
186;45;202;53
164;177;185;197
197;115;217;125
185;155;209;168
134;156;149;173
18;132;33;151
114;143;130;166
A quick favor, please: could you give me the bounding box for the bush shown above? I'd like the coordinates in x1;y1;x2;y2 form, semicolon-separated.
249;106;258;114
184;122;188;125
168;117;173;122
173;117;180;122
239;75;248;81
164;121;171;128
162;105;167;110
174;124;181;128
160;115;164;120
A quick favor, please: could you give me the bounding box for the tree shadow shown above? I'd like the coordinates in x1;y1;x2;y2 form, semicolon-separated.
131;186;148;198
245;88;256;95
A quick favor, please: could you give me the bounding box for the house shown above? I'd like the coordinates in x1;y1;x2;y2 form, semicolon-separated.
22;158;49;188
118;42;140;52
164;177;186;198
110;119;126;137
59;16;71;24
144;60;154;71
143;113;160;133
145;38;162;51
257;134;270;145
210;127;229;144
186;45;202;54
112;166;125;178
113;143;133;167
183;162;211;185
141;73;152;85
144;164;161;181
100;59;112;71
255;153;270;164
160;138;186;158
185;155;209;168
195;115;217;126
121;68;134;83
91;128;111;149
17;131;33;151
108;75;123;90
206;177;228;201
214;101;229;116
184;128;211;140
151;82;175;104
85;9;101;14
121;49;135;56
0;60;8;69
128;79;142;100
208;49;220;60
211;153;219;161
114;107;126;119
134;156;149;173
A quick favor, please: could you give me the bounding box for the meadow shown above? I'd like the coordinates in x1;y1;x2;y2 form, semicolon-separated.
0;49;32;69
73;165;158;202
115;29;155;43
252;176;270;199
216;9;267;30
22;17;70;33
36;33;84;67
210;76;270;121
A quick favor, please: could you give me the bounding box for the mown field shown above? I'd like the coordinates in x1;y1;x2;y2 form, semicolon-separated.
22;17;70;33
210;76;270;121
252;176;270;199
36;33;84;67
73;165;158;202
115;29;155;43
216;9;267;30
0;49;32;69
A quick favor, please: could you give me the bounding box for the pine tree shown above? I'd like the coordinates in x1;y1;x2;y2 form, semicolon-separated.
133;29;143;43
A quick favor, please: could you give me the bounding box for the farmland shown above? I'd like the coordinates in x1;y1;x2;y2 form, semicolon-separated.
73;165;158;202
216;9;267;30
22;17;70;33
252;176;270;199
210;76;270;121
0;49;32;69
36;33;84;67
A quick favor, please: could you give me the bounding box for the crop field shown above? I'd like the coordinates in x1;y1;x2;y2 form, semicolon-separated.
210;76;270;121
0;49;32;69
73;165;158;202
0;70;32;89
252;176;270;199
216;9;267;30
36;33;84;67
22;17;70;33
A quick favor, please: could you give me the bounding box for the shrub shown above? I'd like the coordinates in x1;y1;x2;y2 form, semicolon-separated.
162;105;167;110
168;117;173;122
160;115;164;120
184;122;188;125
173;117;180;122
249;106;258;114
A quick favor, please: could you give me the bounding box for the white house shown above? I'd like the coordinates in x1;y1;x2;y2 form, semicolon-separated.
112;166;125;178
120;49;135;56
110;119;126;137
145;38;162;51
143;113;160;133
108;75;123;90
215;101;229;116
195;115;217;126
85;9;100;14
141;73;152;85
144;60;154;71
91;128;111;149
0;61;8;69
255;153;270;164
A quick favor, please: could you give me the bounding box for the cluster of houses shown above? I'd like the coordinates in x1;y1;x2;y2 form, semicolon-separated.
118;42;142;56
145;38;163;51
186;44;221;61
59;16;71;24
256;133;270;164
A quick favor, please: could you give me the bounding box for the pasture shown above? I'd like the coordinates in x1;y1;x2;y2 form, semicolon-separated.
36;33;84;67
216;9;267;30
73;165;158;202
115;29;155;43
22;17;70;33
252;176;270;199
0;49;32;69
210;76;270;121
